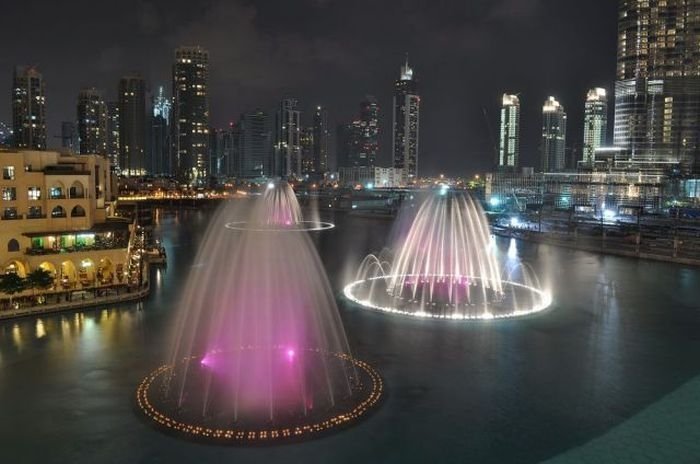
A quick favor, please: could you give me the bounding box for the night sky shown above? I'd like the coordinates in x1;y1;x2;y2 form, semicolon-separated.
0;0;617;176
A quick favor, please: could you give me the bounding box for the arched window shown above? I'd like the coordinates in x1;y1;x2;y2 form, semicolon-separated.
71;205;86;217
69;181;85;199
7;239;19;252
51;206;66;218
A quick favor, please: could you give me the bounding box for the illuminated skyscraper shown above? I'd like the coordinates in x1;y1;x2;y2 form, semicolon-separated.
150;86;172;175
614;0;700;172
498;94;520;169
392;57;420;182
312;106;329;174
118;75;146;175
541;97;567;172
173;46;209;184
106;102;120;172
77;88;107;155
300;126;314;176
360;96;380;168
12;66;46;150
240;109;273;178
274;98;302;178
582;88;608;164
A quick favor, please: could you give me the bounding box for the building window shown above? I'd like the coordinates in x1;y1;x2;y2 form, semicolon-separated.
51;206;66;218
28;206;43;218
71;205;86;217
28;186;41;200
7;239;19;252
2;166;15;180
3;207;18;219
49;186;64;199
2;187;17;201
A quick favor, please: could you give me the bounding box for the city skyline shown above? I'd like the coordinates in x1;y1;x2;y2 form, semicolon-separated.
0;0;617;175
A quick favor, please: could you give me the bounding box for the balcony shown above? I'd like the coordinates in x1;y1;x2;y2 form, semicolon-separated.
2;214;24;220
27;214;47;220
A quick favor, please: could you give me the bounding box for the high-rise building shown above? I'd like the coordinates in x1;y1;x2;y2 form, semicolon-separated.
582;88;608;164
118;75;146;176
239;110;273;178
208;127;237;179
360;96;380;168
312;106;329;174
173;46;210;184
106;102;120;173
150;86;172;175
614;0;700;172
60;122;79;153
274;99;302;178
336;120;363;168
77;88;107;155
498;94;520;169
392;57;420;182
300;126;315;176
12;66;46;150
541;97;567;172
0;122;13;147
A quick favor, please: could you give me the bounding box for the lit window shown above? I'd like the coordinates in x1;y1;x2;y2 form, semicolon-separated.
2;187;17;201
28;187;41;200
2;166;15;180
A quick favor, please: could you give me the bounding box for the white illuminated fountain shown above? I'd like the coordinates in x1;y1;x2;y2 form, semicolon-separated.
225;181;334;232
344;190;552;320
136;183;381;445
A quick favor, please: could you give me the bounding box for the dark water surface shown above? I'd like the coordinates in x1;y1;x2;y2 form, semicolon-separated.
1;207;699;463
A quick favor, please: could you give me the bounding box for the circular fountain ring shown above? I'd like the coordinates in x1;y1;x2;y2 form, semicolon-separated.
344;274;552;321
224;221;335;232
136;348;383;445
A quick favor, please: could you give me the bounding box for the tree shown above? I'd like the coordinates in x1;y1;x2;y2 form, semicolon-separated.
26;268;54;295
0;273;26;307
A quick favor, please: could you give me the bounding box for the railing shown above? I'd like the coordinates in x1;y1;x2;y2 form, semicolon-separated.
26;214;47;219
25;241;130;255
1;214;23;220
49;195;66;200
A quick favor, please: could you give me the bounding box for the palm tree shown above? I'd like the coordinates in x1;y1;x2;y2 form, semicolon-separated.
0;273;26;308
26;268;54;301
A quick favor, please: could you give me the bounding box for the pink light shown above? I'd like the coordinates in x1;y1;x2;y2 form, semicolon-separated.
286;349;296;361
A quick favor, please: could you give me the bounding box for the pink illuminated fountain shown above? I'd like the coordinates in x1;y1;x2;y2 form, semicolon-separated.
225;181;334;232
136;183;381;444
344;190;551;320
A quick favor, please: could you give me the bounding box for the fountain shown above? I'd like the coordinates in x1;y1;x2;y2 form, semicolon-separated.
136;183;381;444
344;190;552;320
224;181;334;232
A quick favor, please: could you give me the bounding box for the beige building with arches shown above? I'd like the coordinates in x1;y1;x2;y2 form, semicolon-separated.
0;150;132;295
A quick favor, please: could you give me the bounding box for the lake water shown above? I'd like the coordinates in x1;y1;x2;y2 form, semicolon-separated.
1;206;699;463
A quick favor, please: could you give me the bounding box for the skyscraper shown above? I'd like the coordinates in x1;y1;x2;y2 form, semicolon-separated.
239;110;273;178
541;97;567;172
118;75;146;176
300;127;315;176
360;96;380;168
12;66;46;150
498;94;520;169
150;86;172;175
312;106;329;174
392;57;420;182
582;88;608;164
60;122;79;153
614;0;700;172
274;99;302;178
173;46;210;184
77;88;107;155
336;120;363;168
106;102;120;172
